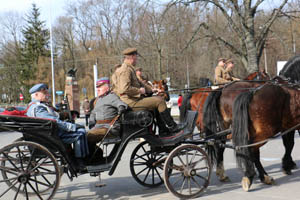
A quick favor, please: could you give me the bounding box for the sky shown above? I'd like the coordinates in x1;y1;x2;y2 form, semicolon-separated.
0;0;70;25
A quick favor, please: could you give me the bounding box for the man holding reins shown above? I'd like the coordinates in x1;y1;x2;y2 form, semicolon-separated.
112;48;186;138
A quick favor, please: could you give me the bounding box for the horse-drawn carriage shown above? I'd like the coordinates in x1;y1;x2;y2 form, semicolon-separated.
0;107;219;199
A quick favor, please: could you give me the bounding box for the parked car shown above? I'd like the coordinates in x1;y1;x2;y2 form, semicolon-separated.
0;106;26;113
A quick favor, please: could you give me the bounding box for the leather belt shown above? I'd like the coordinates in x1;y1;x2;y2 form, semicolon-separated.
96;119;113;124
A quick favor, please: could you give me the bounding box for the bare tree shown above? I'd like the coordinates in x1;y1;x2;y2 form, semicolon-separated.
168;0;289;73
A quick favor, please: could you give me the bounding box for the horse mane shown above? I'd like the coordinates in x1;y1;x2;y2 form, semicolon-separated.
279;55;300;83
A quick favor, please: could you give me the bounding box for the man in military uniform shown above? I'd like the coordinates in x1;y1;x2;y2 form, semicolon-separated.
26;83;89;171
88;77;127;146
111;48;186;138
214;58;240;84
224;59;240;81
214;57;227;84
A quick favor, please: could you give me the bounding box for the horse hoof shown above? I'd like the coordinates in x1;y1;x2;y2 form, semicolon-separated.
241;177;251;192
219;176;230;182
263;175;275;185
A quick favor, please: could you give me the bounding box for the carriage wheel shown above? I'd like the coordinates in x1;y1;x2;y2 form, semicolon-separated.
0;141;60;200
130;141;170;187
164;144;211;199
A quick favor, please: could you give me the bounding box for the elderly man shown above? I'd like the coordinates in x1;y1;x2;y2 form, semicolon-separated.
26;83;89;171
111;48;186;138
88;77;128;145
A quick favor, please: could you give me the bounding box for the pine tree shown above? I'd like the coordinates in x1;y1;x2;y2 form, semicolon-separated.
20;3;50;101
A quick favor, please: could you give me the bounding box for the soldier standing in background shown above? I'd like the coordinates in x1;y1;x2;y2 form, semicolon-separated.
82;97;90;126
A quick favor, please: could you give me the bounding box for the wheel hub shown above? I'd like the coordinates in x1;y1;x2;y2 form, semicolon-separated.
184;168;196;177
18;172;30;184
147;158;156;168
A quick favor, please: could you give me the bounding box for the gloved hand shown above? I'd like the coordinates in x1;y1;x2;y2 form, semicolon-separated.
118;105;127;115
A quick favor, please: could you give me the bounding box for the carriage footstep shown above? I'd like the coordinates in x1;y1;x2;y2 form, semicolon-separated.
95;183;106;187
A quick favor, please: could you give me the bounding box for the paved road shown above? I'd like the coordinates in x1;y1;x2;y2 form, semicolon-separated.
0;124;300;199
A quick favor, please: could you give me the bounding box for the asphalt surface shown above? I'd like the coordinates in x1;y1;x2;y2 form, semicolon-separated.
0;117;300;199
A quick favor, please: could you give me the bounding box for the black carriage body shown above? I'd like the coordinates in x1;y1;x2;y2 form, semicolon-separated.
0;110;157;178
0;115;77;175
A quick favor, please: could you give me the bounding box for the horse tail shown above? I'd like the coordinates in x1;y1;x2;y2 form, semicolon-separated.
232;91;254;171
202;89;222;165
179;93;192;123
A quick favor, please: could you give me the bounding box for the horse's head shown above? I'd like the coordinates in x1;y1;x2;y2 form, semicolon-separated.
244;70;270;81
152;80;168;99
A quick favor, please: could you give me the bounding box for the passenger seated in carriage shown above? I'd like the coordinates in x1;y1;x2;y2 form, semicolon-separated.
26;83;89;170
87;77;128;155
111;47;187;138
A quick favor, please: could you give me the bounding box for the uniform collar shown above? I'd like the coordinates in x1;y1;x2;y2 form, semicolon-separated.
124;61;135;69
98;91;110;98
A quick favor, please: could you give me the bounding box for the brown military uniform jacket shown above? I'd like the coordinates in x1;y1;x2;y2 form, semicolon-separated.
214;65;239;84
112;61;152;106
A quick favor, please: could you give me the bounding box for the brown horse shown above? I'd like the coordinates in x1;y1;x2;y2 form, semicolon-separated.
232;82;300;191
180;71;270;181
152;80;170;101
203;55;300;183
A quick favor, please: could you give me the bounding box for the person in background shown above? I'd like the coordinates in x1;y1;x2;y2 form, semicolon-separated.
178;94;183;108
135;67;153;90
214;57;228;84
82;97;90;126
224;59;240;82
26;83;89;171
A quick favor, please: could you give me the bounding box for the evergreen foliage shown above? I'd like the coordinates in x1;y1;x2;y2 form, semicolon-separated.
20;3;50;102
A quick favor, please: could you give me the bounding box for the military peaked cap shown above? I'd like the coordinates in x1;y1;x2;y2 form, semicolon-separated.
29;83;48;94
96;77;110;87
218;57;226;62
135;67;142;71
225;58;234;64
123;48;138;55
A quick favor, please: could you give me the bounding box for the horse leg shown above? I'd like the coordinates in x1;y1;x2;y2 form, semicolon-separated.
240;160;256;192
282;131;297;175
251;148;275;185
215;143;230;182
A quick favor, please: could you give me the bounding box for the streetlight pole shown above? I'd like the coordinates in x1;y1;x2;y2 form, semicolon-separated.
186;58;190;89
49;3;55;106
264;44;268;73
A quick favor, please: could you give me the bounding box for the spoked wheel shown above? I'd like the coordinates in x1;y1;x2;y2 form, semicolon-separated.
130;141;171;187
0;141;60;200
164;144;211;199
